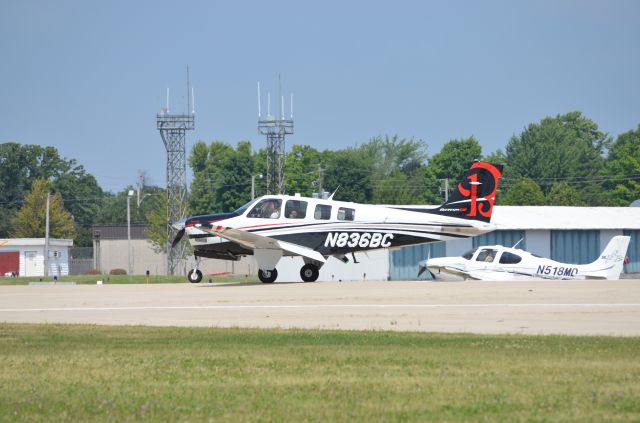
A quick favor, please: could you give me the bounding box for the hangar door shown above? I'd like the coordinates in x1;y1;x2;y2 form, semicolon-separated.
389;242;446;280
623;230;640;273
0;251;19;275
472;230;526;250
551;230;599;265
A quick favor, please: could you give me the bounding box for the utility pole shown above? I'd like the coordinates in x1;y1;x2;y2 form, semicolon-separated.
439;178;449;202
317;165;324;199
127;190;133;283
44;192;50;277
251;174;256;200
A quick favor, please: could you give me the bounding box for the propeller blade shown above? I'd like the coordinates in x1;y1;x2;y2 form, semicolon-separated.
417;265;427;277
171;228;185;248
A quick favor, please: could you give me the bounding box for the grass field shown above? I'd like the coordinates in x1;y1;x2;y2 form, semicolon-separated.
0;324;639;422
0;274;257;285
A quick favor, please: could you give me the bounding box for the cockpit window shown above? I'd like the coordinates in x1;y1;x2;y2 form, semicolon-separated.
247;199;282;219
476;249;498;263
285;200;307;219
499;252;522;264
462;248;477;260
337;207;355;221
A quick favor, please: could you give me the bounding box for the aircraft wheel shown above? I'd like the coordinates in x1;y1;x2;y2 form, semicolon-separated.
300;264;319;282
188;269;203;283
258;268;278;283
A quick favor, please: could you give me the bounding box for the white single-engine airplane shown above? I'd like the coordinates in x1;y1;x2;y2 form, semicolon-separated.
419;235;631;281
172;161;503;283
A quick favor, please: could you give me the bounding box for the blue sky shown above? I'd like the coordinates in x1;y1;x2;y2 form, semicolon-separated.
1;0;639;192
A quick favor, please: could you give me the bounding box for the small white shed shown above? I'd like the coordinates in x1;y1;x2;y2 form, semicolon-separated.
0;238;73;277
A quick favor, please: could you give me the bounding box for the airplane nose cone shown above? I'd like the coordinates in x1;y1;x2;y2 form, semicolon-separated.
172;218;187;231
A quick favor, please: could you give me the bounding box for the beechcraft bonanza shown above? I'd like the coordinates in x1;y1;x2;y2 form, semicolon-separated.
419;235;631;281
171;161;503;283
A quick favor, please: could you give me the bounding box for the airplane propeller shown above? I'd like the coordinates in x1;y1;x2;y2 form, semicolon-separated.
171;228;185;248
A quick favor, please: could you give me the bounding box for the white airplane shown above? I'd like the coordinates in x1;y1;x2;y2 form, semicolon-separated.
419;235;631;281
172;161;503;283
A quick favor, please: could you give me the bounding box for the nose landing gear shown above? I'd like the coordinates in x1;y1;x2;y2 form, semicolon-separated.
187;256;203;283
187;268;203;283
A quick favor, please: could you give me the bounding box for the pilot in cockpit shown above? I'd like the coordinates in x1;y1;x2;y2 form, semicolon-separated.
262;201;280;219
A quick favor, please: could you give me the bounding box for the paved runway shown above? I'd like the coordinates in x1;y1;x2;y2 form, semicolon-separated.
1;280;639;335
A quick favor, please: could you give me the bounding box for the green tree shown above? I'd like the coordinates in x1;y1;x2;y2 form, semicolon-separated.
603;125;640;206
505;111;610;205
324;149;373;203
52;163;103;246
359;135;429;204
95;186;164;225
0;143;103;243
546;182;584;206
0;143;68;237
11;179;76;239
284;145;322;196
499;178;546;205
216;141;255;212
145;194;169;254
188;140;259;214
424;137;483;203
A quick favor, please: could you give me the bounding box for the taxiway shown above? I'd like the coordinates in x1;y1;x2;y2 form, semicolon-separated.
1;280;639;335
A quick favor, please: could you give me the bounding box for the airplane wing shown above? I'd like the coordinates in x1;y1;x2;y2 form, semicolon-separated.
201;226;327;264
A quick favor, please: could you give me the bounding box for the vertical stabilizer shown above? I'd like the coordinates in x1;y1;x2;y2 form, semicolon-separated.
431;162;503;223
586;236;631;280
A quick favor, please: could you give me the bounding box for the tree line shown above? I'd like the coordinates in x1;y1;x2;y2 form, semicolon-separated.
1;111;639;248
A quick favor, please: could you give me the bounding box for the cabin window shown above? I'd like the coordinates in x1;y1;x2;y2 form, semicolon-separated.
462;248;477;260
337;207;355;221
476;249;498;263
499;252;522;264
314;204;332;220
285;200;307;219
247;199;282;219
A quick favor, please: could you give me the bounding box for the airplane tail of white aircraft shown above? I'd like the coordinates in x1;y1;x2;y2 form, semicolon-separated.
582;236;631;280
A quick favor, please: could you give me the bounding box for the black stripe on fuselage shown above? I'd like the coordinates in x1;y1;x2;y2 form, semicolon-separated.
243;221;471;233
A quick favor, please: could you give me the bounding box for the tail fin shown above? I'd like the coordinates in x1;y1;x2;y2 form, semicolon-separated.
586;236;631;280
431;161;503;223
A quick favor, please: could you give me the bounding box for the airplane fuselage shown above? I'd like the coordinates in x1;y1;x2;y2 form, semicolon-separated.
182;195;495;261
423;237;630;281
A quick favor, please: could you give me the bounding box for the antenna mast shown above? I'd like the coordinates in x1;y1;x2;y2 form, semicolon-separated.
257;76;294;195
156;67;195;276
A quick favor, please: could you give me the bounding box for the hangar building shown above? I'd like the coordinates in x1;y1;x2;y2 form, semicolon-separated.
390;206;640;280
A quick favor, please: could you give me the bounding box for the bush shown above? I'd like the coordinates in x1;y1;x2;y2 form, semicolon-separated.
83;268;100;275
109;268;127;275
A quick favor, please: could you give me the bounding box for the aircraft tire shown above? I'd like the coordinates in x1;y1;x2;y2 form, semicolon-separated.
258;268;278;283
188;269;203;283
300;264;319;282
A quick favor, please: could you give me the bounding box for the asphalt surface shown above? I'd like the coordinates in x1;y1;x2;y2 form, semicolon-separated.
1;280;639;335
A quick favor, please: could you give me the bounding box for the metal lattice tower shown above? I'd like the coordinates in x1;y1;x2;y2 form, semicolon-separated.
157;112;194;275
257;80;294;195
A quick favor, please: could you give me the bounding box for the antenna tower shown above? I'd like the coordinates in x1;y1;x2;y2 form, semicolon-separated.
156;67;195;276
257;76;294;195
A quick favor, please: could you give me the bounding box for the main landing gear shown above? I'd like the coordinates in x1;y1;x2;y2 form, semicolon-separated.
300;263;320;282
258;268;278;283
257;263;321;283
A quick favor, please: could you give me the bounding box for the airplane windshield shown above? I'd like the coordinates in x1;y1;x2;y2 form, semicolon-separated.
462;248;477;260
234;199;259;215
